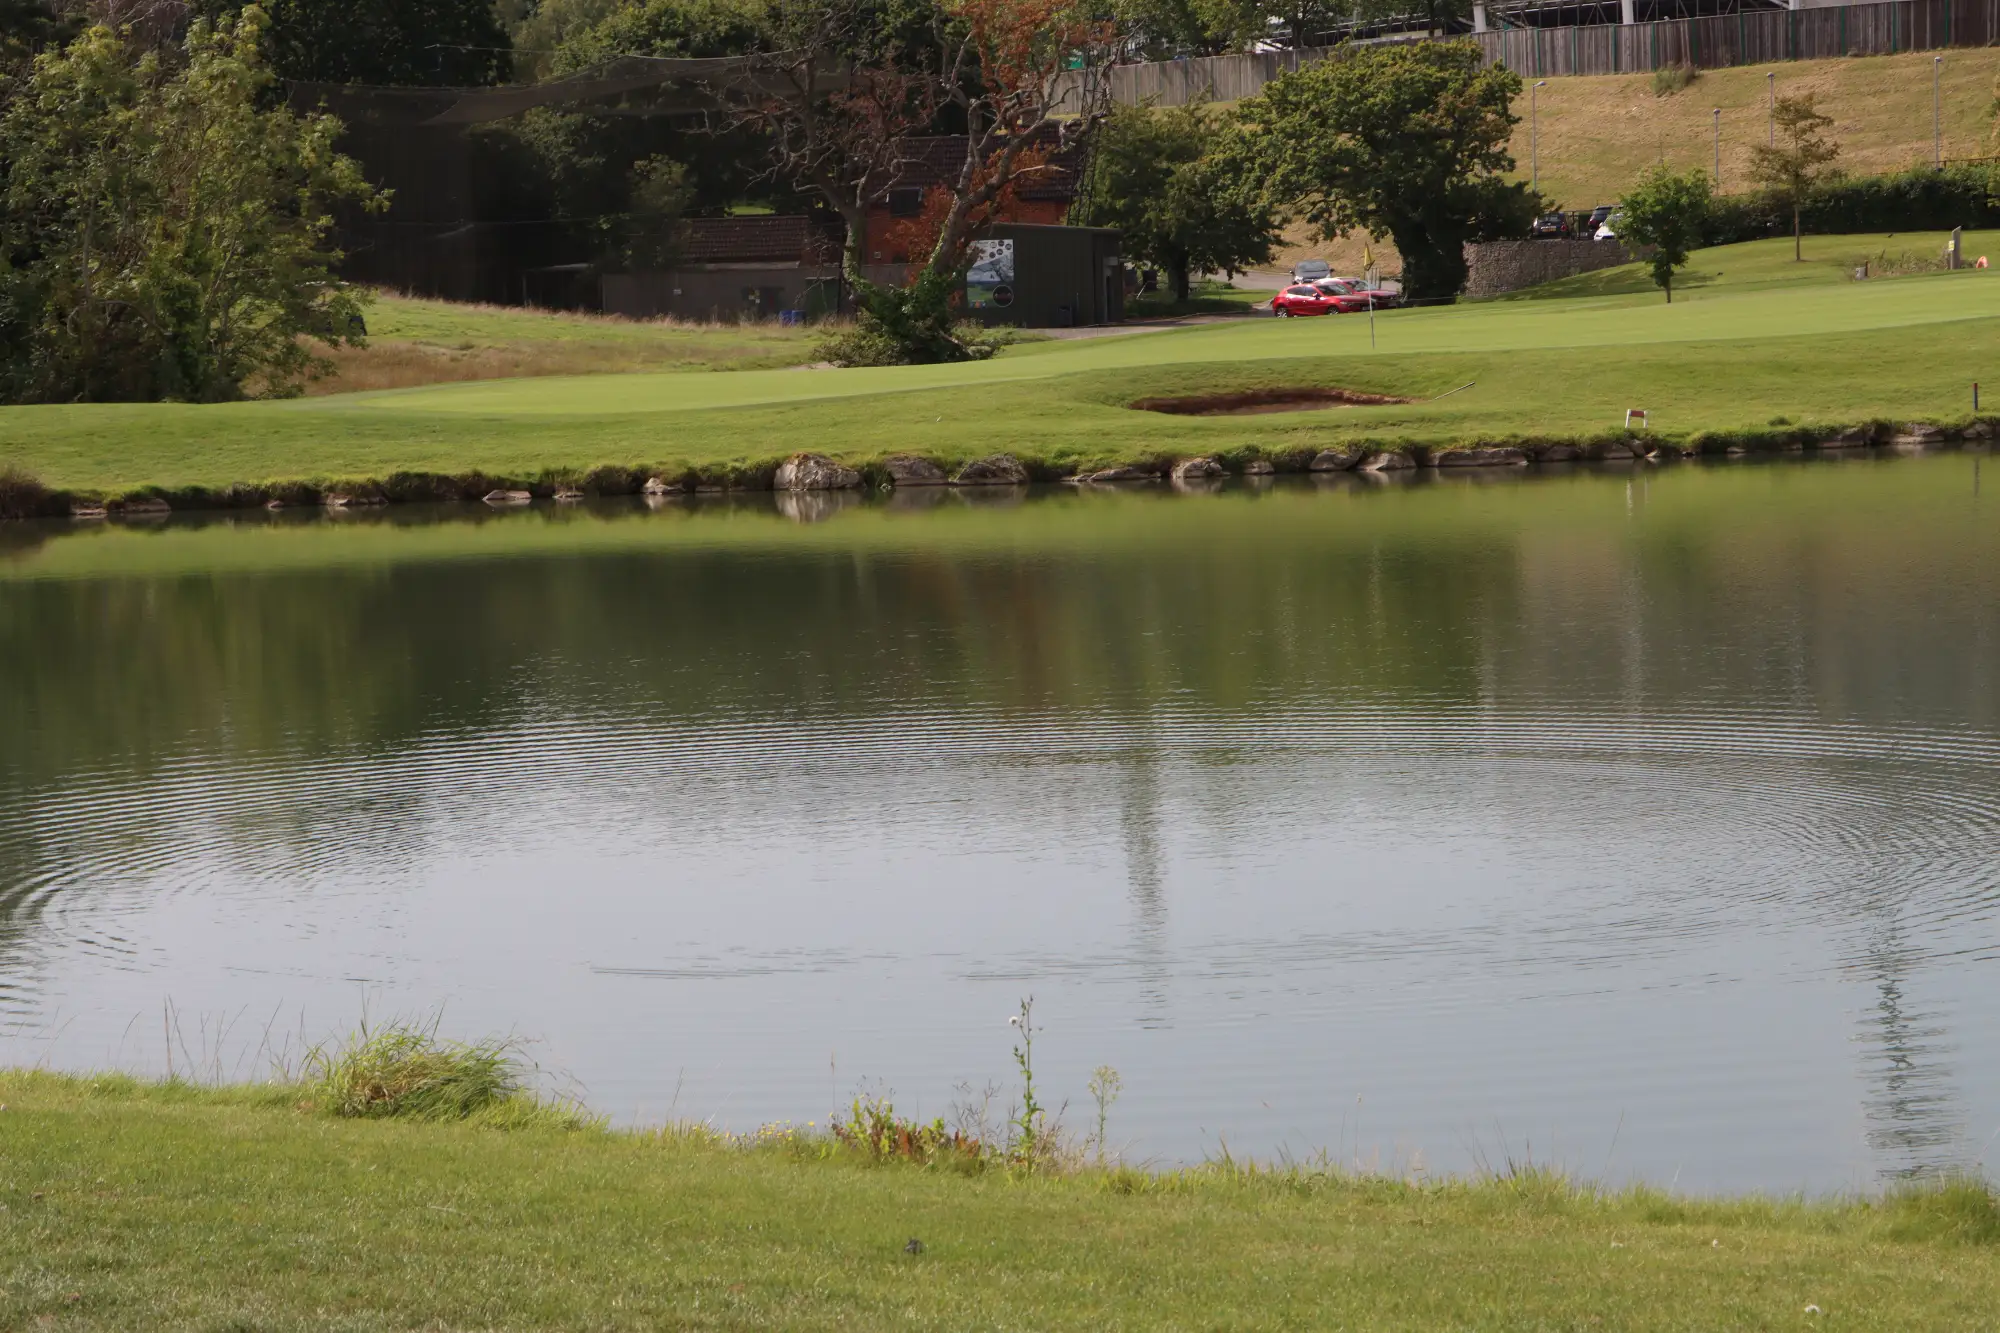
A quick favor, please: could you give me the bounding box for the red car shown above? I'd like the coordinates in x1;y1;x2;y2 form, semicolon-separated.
1271;284;1346;317
1314;277;1402;309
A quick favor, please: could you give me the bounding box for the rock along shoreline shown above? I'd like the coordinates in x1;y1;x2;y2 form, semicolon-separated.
2;418;1993;522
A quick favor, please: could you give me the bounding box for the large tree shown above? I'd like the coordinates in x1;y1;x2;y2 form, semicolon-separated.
1748;92;1840;262
0;9;381;402
501;0;778;270
1243;40;1537;301
1073;99;1278;302
720;0;1114;364
1617;164;1710;303
197;0;512;85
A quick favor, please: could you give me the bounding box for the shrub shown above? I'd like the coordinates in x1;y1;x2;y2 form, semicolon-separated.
831;1092;985;1167
0;466;52;520
1652;63;1698;97
1704;162;2000;247
0;10;381;403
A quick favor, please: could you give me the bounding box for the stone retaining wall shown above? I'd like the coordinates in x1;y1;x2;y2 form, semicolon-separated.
1463;239;1637;299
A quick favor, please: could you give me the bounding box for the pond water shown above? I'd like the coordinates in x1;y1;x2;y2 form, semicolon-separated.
2;458;1997;1192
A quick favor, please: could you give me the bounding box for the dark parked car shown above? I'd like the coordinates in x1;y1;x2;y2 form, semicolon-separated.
1530;212;1572;240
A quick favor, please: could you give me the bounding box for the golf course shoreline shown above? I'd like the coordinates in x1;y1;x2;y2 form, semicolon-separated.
2;1069;1997;1329
3;417;1994;521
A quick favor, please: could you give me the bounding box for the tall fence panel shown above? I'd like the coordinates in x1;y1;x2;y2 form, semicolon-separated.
1058;0;2000;108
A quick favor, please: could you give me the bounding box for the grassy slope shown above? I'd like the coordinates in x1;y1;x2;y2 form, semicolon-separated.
1523;49;2000;216
1268;48;2000;277
308;294;813;394
1;233;1995;496
2;1073;1996;1331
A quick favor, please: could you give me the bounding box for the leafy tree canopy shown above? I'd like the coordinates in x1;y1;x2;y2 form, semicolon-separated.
1617;163;1711;302
545;0;770;72
197;0;512;85
1243;40;1536;301
1748;92;1839;261
0;0;75;65
1073;99;1279;301
0;8;382;402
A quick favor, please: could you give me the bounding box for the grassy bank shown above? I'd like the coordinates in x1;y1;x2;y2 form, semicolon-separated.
0;233;1995;513
310;293;813;394
2;1070;1997;1330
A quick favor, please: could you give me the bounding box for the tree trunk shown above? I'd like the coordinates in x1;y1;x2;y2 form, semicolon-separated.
1171;255;1192;304
1793;203;1801;262
1664;272;1672;304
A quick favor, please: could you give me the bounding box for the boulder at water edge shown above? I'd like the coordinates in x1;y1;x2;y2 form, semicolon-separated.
775;453;863;491
1358;450;1413;472
885;455;949;486
1171;457;1225;481
1086;464;1158;482
1309;448;1363;472
1435;447;1527;467
953;455;1029;485
1818;425;1874;450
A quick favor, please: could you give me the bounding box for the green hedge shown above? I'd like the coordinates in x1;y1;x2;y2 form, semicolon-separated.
1703;162;2000;245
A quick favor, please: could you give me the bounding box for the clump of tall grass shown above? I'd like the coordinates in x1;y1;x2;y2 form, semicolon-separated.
1652;63;1699;96
0;466;52;521
299;1019;591;1129
1885;1173;2000;1244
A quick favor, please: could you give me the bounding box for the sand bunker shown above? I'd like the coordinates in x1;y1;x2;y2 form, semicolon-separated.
1130;387;1414;416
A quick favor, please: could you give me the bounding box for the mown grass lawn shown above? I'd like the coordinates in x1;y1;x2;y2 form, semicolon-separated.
1;233;1995;498
1;1072;1996;1331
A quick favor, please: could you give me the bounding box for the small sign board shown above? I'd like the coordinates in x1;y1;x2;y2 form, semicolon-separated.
967;239;1016;310
1625;409;1649;431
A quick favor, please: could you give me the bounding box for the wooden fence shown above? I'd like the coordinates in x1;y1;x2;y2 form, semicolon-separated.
1055;0;2000;106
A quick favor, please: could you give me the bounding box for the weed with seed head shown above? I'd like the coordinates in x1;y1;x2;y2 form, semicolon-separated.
1088;1065;1123;1166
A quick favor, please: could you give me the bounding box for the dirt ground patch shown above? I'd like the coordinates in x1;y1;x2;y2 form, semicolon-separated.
1131;386;1414;416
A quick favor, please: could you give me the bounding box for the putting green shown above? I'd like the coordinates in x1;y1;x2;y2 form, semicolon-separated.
320;264;1999;420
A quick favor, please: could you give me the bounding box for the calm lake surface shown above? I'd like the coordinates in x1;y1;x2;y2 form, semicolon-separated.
2;458;1997;1191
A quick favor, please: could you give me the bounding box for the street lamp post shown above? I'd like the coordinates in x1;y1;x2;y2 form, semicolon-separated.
1532;79;1547;192
1766;71;1775;146
1934;55;1943;168
1713;107;1721;187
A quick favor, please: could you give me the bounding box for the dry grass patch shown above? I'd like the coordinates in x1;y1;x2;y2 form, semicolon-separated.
298;293;816;395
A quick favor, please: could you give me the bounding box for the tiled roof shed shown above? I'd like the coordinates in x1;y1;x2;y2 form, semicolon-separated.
682;216;841;265
886;131;1084;203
